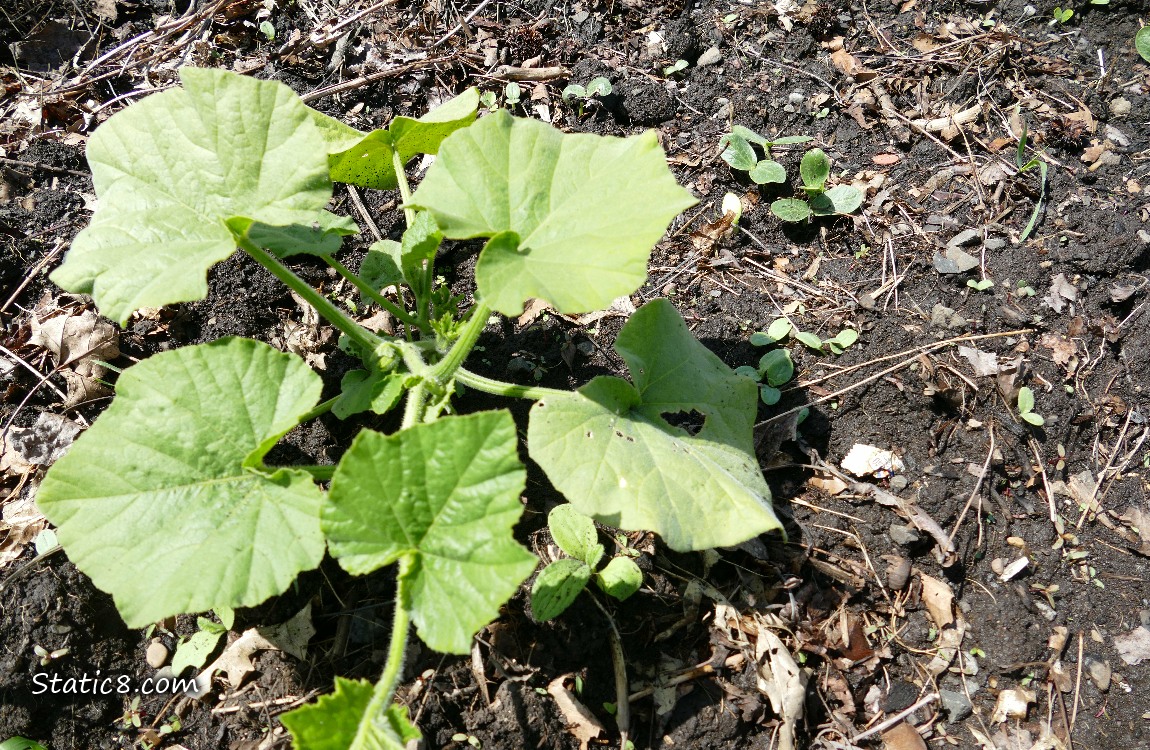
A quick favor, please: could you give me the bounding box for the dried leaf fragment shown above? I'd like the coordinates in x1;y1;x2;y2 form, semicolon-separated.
547;675;606;750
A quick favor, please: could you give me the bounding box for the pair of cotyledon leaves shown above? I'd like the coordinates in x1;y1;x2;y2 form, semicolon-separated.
51;67;695;323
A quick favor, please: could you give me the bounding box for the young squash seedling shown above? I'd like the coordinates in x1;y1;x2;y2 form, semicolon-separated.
751;317;859;357
1017;386;1045;426
562;76;612;117
719;125;811;186
36;68;783;749
770;148;864;222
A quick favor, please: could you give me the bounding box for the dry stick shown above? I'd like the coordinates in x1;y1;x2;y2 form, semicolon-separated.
949;429;996;548
431;0;495;48
301;56;455;103
1070;632;1084;735
852;693;938;742
346;184;383;242
1029;436;1059;525
1075;410;1134;529
588;594;630;750
757;329;1034;428
0;157;90;178
1;241;66;314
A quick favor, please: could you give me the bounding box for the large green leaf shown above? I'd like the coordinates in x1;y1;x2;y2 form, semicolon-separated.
315;88;480;190
50;68;344;325
409;110;697;316
281;677;420;750
36;338;326;626
322;411;537;654
528;299;781;551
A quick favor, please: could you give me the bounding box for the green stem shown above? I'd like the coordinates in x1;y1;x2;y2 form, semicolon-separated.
358;557;413;741
241;242;381;356
324;256;425;332
279;464;335;481
392;149;415;227
401;382;427;429
297;395;338;423
430;302;491;387
455;368;569;401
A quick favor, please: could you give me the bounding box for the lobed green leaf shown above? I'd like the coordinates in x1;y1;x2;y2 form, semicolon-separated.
281;677;421;750
528;299;781;551
410;110;696;316
37;338;326;626
51;68;344;325
322;411;537;654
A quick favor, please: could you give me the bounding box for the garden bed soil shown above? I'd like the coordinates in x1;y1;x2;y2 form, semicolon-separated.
3;0;1150;748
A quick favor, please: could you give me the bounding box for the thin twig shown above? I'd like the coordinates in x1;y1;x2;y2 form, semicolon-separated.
949;429;996;547
852;693;938;742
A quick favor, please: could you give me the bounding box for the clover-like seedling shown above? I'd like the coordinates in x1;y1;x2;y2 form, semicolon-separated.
562;77;612;117
1017;386;1045;427
753;317;857;357
530;505;643;621
967;278;994;292
663;59;688;76
770;148;864;222
504;81;523;108
719;126;811;186
1051;6;1073;23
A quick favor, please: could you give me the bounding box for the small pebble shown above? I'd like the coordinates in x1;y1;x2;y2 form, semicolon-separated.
990;557;1005;576
1087;658;1112;692
888;523;921;547
886;556;911;590
889;475;908;491
939;689;973;721
146;639;169;669
788;91;805;106
697;46;722;66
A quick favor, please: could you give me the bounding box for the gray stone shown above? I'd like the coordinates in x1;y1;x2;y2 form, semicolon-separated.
697;46;722;66
948;228;982;249
889;475;909;491
939;689;973;721
889;523;922;547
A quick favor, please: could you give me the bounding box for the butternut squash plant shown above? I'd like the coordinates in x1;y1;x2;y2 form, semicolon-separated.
37;68;783;748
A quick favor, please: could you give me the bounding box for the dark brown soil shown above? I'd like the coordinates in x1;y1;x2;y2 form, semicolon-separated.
4;0;1150;749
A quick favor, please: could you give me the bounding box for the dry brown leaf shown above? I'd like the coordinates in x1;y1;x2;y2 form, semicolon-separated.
1114;626;1150;665
0;491;47;567
191;605;314;698
873;153;901;166
990;688;1034;723
828;44;876;82
919;572;955;628
517;298;552;327
547;675;606;750
754;621;807;750
29;306;120;408
911;33;941;53
809;473;848;495
882;721;928;750
1039;333;1076;369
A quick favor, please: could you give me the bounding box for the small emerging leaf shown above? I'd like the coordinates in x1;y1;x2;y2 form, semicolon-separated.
281;677;421;750
586;77;613;96
1138;26;1150;63
1022;411;1045;426
749;160;787;185
734;365;760;380
829;328;859;349
530;558;592;621
826;185;864;214
794;331;823;351
771;198;811;223
799;148;831;191
596;556;642;601
170;627;225;676
1017;386;1036;415
720;133;758;172
760;385;781;406
769;135;814;146
562;84;586;100
758;349;794;387
548;504;604;568
332;369;406;419
766;318;793;341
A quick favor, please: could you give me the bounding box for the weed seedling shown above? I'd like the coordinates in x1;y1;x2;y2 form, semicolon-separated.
503;81;522;108
770;148;863;222
1138;26;1150;62
562;77;612;117
1051;7;1073;24
0;739;49;750
967;278;995;292
663;59;688;77
751;317;858;356
1015;120;1048;242
1016;386;1045;426
719;126;811;186
531;505;643;621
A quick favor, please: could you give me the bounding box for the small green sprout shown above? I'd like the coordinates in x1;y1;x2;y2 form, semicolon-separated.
32;645;69;666
0;738;49;750
530;505;643;621
451;733;481;748
259;20;275;41
719;126;811;186
663;59;688;76
1016;120;1048;242
478;90;497;110
1051;7;1073;24
562;77;612;117
770;148;863;222
1017;386;1045;426
503;82;522;108
1015;280;1037;297
967;278;995;291
749;318;857;358
1137;26;1150;62
120;697;143;730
